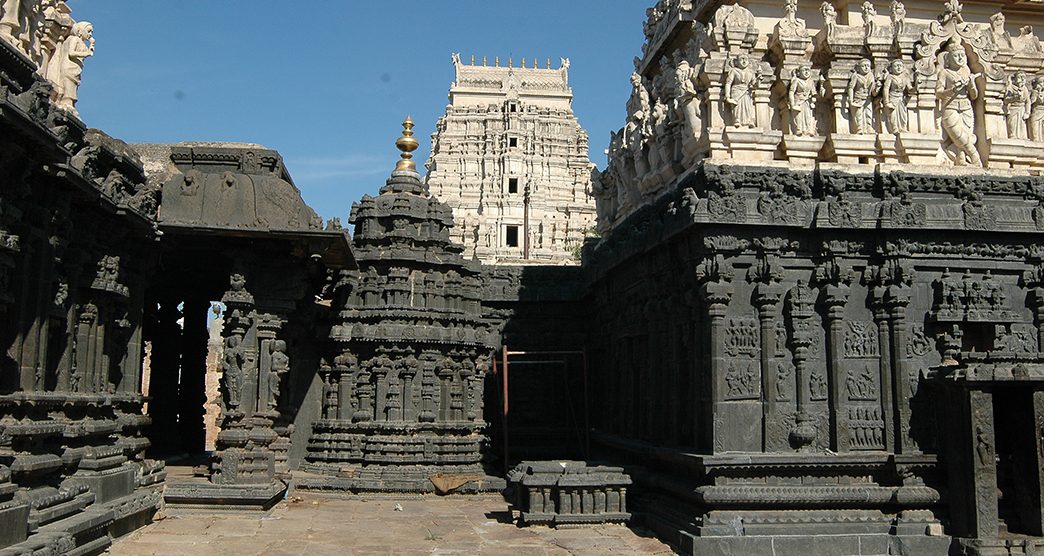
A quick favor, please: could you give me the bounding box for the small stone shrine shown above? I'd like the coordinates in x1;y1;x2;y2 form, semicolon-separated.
300;118;503;494
507;461;631;527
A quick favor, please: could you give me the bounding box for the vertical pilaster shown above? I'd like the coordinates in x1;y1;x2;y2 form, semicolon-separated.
969;388;998;538
823;283;850;452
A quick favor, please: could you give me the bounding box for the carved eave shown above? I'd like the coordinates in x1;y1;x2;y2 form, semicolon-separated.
157;224;356;270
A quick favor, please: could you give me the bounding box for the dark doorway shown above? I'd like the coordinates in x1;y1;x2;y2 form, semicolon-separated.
993;387;1042;537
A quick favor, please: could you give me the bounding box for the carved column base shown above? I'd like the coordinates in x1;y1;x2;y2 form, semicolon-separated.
782;135;826;167
827;134;879;164
789;412;818;451
988;138;1038;169
885;133;943;165
714;128;781;162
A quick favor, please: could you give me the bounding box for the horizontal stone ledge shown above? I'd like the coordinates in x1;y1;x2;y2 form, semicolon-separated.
690;484;941;508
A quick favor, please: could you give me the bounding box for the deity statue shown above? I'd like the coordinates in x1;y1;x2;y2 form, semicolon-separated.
675;57;701;138
43;19;92;113
989;13;1012;50
821;2;837;38
936;41;982;166
861;1;877;39
890;1;906;37
788;64;821;136
1004;71;1031;139
1030;76;1044;141
223;335;245;408
881;59;913;134
846;59;878;134
268;340;289;410
724;53;758;128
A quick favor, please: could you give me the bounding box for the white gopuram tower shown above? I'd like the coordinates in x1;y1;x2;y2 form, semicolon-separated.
424;54;597;265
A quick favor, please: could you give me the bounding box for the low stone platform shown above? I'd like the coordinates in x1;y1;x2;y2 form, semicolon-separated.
104;493;671;555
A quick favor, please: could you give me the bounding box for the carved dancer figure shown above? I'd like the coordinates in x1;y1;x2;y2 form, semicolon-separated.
788;64;820;136
724;53;758;128
43;19;92;113
821;2;837;38
936;42;981;166
1031;76;1044;141
1004;71;1031;139
861;1;877;39
675;57;701;138
882;59;913;134
890;1;906;37
268;340;289;410
846;59;878;134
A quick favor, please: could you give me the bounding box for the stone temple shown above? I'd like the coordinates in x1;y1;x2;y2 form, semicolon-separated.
425;54;597;265
8;1;1044;555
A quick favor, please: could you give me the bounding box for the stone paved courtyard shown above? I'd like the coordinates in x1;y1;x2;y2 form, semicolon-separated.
105;493;673;555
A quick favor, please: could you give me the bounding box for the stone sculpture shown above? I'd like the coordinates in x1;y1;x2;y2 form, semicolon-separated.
990;13;1012;49
821;2;837;38
1031;77;1044;141
862;1;877;39
778;0;808;39
788;64;820;136
43;19;92;113
846;59;878;134
724;54;758;128
936;41;982;166
891;1;906;37
1005;71;1031;139
881;59;913;134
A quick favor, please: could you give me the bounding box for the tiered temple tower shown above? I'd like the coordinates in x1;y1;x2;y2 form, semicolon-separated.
424;54;597;265
302;118;503;493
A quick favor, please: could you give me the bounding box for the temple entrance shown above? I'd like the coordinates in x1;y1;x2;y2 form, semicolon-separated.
993;387;1042;537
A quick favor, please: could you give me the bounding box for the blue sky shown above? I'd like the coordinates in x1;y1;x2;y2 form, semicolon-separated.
67;1;647;222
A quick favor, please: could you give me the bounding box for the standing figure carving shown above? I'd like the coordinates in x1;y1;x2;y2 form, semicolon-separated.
821;2;837;38
675;57;701;139
0;0;20;47
1031;76;1044;141
846;59;878;134
1004;71;1031;139
724;54;758;128
223;335;245;408
43;19;92;113
882;59;913;134
861;1;877;39
788;64;821;136
936;42;982;166
268;340;289;410
891;1;906;37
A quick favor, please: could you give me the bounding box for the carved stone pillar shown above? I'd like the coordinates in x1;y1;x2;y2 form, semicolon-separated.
872;286;895;453
823;282;851;452
887;282;916;454
701;275;739;453
755;282;782;451
968;388;998;538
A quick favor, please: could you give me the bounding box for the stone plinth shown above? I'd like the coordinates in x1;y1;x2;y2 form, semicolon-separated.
508;461;631;527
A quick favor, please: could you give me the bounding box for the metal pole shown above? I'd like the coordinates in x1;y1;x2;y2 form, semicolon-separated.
523;184;530;259
502;345;510;475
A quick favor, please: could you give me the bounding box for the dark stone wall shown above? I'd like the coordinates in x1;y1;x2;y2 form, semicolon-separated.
578;161;1044;554
0;40;164;553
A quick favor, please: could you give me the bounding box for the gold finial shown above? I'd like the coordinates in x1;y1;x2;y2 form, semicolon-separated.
521;57;526;67
394;115;419;172
509;56;513;67
495;56;500;67
546;57;551;69
533;57;537;68
483;55;487;66
470;54;475;65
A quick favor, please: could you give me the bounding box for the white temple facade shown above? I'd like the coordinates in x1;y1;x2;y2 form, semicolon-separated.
424;54;597;265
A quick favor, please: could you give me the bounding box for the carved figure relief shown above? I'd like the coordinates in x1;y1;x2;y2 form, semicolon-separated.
724;54;758;128
787;64;821;136
936;41;982;167
223;335;245;408
861;1;877;39
821;2;837;38
848;406;885;450
846;365;878;400
776;361;794;401
881;60;913;134
723;318;760;356
891;1;906;37
725;361;759;400
1004;72;1031;139
906;324;932;358
1030;77;1044;141
42;19;92;113
846;59;878;134
809;368;828;400
844;321;879;358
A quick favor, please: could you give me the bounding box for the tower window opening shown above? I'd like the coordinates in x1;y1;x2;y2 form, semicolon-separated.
508;178;519;194
506;225;519;247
